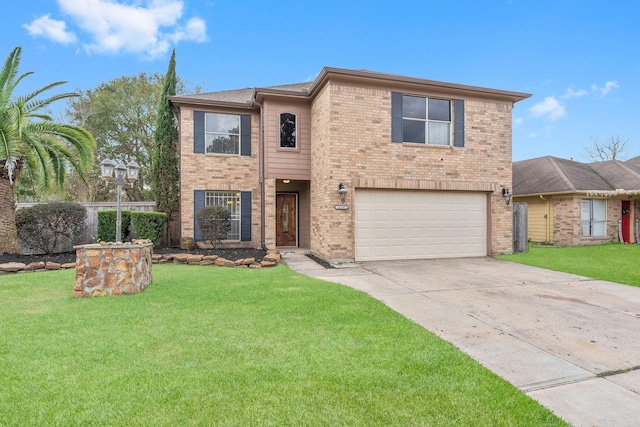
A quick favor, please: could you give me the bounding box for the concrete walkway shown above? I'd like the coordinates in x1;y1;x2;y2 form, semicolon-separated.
282;253;640;427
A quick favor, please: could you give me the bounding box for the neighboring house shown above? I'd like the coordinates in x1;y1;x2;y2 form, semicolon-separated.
169;67;530;263
513;156;640;245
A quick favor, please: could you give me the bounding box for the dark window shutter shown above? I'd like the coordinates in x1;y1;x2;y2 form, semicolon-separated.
194;111;205;153
453;99;465;147
193;190;205;241
240;191;251;241
391;92;403;142
241;115;251;156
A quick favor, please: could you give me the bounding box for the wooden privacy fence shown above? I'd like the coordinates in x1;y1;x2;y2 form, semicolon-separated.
512;202;528;253
16;201;156;254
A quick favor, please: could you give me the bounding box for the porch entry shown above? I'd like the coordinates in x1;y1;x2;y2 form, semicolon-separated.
276;193;297;247
621;200;631;243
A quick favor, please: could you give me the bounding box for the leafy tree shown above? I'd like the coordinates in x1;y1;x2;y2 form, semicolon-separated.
0;46;95;254
584;136;630;161
152;49;180;223
65;72;163;201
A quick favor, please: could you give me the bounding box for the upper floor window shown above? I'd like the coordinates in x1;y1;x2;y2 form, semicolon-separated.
581;199;607;237
205;113;240;154
402;95;451;146
280;113;297;149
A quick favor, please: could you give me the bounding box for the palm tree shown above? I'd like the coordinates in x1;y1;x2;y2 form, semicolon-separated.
0;47;96;254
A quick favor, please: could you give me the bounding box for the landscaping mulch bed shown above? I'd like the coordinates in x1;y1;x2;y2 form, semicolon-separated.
0;247;267;266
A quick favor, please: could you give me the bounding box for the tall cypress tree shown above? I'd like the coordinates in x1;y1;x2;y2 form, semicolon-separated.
151;49;179;238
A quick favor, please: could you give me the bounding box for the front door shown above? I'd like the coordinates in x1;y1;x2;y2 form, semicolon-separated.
621;200;631;243
276;193;297;246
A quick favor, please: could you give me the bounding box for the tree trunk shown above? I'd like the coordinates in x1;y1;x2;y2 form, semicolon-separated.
0;160;22;254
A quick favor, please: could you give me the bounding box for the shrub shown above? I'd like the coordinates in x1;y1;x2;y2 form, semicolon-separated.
130;211;167;247
97;210;132;243
196;206;231;249
16;202;87;255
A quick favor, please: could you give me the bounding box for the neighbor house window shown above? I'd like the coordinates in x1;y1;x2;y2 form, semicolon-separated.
581;199;606;237
206;191;241;240
205;113;240;154
280;113;297;148
402;95;451;145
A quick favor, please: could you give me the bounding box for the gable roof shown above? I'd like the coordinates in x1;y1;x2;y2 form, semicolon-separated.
513;156;640;196
169;67;531;108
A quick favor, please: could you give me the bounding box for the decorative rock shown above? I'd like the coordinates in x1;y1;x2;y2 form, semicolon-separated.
25;261;46;271
215;258;227;266
203;255;219;261
199;259;217;266
260;260;277;268
172;253;192;263
132;239;152;245
187;254;204;263
45;262;61;270
263;253;281;263
151;254;163;261
180;237;196;250
196;241;214;249
243;257;255;265
234;259;244;266
0;262;26;272
61;263;76;269
249;262;262;269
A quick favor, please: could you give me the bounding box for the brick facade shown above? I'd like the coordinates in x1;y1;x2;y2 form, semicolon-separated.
310;82;514;261
178;108;262;249
551;196;634;246
172;68;529;261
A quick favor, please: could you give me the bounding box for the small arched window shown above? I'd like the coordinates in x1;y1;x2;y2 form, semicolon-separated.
279;113;297;149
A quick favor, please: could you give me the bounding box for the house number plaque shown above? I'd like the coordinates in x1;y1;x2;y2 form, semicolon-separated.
334;205;349;210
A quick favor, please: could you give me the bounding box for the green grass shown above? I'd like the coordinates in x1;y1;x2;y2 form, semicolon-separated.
497;243;640;287
0;266;566;426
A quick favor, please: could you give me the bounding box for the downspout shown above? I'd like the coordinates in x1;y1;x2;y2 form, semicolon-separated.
254;98;267;251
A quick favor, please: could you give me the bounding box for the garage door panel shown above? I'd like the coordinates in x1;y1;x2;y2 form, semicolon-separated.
355;190;487;261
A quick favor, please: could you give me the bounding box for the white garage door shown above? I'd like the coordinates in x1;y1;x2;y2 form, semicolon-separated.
355;190;487;261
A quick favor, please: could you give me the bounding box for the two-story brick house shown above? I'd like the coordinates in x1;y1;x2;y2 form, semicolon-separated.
169;67;530;263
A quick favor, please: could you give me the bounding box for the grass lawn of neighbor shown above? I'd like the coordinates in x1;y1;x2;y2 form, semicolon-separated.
497;242;640;287
0;264;567;426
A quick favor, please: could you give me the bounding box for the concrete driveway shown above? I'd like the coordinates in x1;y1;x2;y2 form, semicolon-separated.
283;255;640;427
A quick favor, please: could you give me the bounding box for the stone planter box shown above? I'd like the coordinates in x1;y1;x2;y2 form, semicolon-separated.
73;242;153;298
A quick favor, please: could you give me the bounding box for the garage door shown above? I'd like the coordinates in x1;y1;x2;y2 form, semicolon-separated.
355;190;487;261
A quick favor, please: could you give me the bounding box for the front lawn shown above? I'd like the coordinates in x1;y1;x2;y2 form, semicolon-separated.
497;243;640;287
0;265;565;426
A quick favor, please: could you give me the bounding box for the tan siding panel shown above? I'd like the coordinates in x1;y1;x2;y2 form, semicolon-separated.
264;99;311;180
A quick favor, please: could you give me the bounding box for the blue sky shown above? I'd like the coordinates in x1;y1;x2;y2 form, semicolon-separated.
2;0;639;161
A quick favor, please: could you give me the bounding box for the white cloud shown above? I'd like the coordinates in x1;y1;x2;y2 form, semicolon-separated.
591;81;619;97
24;0;207;59
529;96;566;121
559;87;587;99
23;14;77;44
513;117;523;127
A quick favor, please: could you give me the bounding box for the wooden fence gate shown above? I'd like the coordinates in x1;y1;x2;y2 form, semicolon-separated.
512;202;528;253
